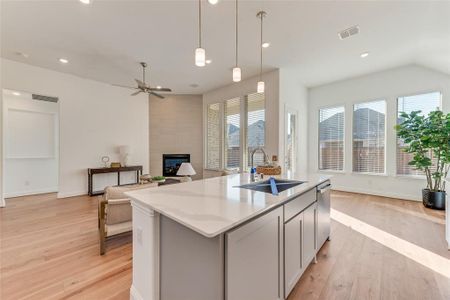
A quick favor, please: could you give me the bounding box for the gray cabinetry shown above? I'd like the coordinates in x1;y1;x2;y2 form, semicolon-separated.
226;207;283;300
284;212;304;297
303;203;317;265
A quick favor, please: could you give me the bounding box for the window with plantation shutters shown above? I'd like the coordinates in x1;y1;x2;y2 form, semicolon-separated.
246;93;265;168
397;92;441;176
319;106;344;171
206;103;221;170
352;100;386;174
225;98;241;169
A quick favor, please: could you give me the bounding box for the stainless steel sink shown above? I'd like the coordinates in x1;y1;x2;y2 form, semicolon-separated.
235;178;305;195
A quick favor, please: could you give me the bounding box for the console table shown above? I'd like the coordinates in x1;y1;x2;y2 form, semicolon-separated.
88;165;143;196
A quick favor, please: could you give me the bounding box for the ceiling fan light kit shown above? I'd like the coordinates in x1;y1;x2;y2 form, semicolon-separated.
113;62;172;99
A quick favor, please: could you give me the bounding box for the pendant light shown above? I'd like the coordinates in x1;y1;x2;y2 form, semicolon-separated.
232;0;241;82
257;11;267;93
195;0;206;67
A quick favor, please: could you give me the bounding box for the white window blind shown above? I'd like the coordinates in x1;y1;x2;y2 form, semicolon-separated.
397;92;441;176
352;100;386;174
246;93;265;168
225;98;241;169
319;106;344;171
206;103;221;169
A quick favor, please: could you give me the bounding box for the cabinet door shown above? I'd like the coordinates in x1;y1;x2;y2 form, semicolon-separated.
303;202;317;266
284;212;304;298
226;207;283;300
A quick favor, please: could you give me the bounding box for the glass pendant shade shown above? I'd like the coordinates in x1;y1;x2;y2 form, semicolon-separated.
195;48;206;67
233;67;241;82
257;81;265;93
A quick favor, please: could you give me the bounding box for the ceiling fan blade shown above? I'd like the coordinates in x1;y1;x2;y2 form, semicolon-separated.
131;91;142;96
149;91;164;99
112;83;138;90
135;79;146;89
149;87;172;92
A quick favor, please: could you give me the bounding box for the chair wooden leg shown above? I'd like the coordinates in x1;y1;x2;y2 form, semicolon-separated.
100;236;106;255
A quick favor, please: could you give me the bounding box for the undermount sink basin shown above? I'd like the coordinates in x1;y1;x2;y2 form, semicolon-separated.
235;178;305;195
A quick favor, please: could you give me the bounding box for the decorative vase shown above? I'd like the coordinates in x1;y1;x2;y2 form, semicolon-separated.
422;189;446;210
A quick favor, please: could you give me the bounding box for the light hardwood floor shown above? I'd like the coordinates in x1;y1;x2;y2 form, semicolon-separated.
0;191;448;299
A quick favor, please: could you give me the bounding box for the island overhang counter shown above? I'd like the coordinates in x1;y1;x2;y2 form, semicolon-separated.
126;173;332;300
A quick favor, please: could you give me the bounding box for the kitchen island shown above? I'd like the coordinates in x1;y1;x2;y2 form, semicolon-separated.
126;173;331;300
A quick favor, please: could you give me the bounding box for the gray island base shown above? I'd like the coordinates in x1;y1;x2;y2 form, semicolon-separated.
126;173;331;300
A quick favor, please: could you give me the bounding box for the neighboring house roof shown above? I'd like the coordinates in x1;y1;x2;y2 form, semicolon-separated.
227;120;265;147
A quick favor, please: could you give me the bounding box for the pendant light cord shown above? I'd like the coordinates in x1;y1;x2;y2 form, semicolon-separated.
235;0;238;67
199;0;202;48
260;13;263;80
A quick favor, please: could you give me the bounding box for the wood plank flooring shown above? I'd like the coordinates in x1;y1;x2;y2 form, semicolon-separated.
0;191;448;299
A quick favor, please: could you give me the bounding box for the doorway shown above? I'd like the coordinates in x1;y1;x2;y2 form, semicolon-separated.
2;89;59;200
285;107;298;174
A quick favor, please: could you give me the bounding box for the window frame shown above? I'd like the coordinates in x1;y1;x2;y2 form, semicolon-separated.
204;93;266;173
395;90;442;177
205;102;223;171
318;104;346;172
351;99;387;175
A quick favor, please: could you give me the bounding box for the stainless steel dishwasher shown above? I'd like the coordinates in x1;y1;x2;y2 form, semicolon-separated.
317;181;331;249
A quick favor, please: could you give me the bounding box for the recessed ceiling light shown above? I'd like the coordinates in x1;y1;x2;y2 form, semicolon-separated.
12;92;21;96
262;42;270;48
59;58;69;64
360;52;369;58
206;59;212;64
79;0;90;4
208;0;219;4
156;86;162;89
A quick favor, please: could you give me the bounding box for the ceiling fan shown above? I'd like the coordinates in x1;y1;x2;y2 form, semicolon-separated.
113;62;172;99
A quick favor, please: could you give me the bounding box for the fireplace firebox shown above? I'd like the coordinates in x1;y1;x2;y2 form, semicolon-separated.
162;154;190;177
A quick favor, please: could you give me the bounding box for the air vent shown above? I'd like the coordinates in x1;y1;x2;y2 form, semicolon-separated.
338;25;360;40
32;94;59;103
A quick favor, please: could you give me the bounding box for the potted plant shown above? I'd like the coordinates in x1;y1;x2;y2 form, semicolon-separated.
395;110;449;210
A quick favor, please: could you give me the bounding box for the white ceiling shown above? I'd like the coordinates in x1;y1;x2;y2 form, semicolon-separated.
1;0;449;94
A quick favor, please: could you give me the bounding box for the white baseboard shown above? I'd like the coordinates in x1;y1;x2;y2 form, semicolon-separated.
130;285;144;300
332;185;422;202
57;190;88;199
4;187;58;198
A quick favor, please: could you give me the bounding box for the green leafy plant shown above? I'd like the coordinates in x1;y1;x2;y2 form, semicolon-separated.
152;176;166;181
395;110;450;191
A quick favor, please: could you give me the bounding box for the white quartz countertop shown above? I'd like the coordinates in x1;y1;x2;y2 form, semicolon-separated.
126;173;331;238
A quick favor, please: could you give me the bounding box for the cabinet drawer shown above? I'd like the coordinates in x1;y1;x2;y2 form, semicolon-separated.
284;189;316;222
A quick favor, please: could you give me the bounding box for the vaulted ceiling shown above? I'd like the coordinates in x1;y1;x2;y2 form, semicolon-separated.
2;0;449;93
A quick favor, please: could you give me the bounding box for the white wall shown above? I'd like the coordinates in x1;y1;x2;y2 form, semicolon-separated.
3;93;59;197
202;70;280;172
1;59;149;198
308;65;450;201
279;68;308;174
149;94;203;180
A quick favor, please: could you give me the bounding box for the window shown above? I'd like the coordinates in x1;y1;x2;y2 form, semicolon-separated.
397;92;441;176
246;93;265;168
352;100;386;173
319;106;344;171
206;103;221;169
225;98;241;169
